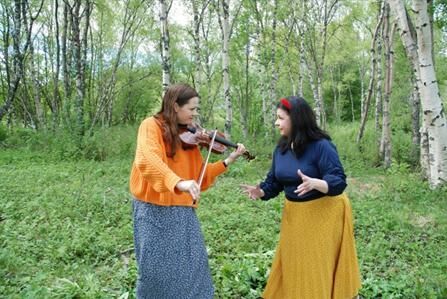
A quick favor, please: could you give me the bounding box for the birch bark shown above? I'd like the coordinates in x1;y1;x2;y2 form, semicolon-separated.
160;0;171;93
389;0;447;186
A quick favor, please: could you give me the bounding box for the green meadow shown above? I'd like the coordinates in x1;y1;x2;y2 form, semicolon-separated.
1;124;446;298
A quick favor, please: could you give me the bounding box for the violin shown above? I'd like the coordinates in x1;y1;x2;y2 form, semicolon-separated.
179;124;255;161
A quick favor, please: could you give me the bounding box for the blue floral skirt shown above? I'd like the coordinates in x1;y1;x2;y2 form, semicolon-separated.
133;199;214;299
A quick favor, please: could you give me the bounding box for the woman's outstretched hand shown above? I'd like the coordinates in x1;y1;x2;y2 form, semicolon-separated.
240;184;265;200
176;180;201;201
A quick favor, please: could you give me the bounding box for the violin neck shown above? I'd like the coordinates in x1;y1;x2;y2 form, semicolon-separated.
186;126;254;160
186;127;238;149
214;134;237;148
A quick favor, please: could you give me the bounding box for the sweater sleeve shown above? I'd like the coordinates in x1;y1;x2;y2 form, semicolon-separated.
199;160;227;191
260;148;283;200
133;119;182;193
317;140;347;195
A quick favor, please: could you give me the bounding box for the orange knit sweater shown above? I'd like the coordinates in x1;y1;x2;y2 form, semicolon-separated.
129;117;227;207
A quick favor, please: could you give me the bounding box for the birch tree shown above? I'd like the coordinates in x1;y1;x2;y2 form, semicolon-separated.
217;0;240;138
160;0;172;93
0;0;44;122
89;0;148;131
219;0;231;137
188;0;211;92
357;0;385;143
379;2;395;168
296;0;341;128
389;0;447;187
250;0;269;130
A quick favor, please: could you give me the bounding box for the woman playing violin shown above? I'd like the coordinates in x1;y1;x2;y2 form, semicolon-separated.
129;83;246;299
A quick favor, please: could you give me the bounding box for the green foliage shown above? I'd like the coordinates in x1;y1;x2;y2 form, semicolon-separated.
0;125;137;162
350;173;447;298
0;157;135;298
1;125;446;298
0;124;7;143
82;126;137;161
329;122;381;172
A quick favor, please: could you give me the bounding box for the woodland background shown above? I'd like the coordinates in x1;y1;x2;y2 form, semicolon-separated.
0;0;446;298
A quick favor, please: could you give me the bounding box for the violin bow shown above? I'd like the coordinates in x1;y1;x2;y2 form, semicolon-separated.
197;130;218;189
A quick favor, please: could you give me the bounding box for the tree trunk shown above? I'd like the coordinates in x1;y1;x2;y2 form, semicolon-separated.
413;0;447;187
240;37;249;138
389;0;447;187
0;0;43;122
220;0;232;138
410;75;421;162
52;0;61;128
62;1;72;127
160;0;171;93
329;68;338;122
374;29;383;132
29;41;45;129
269;0;278;135
357;0;385;143
70;0;85;137
190;0;210;92
298;36;305;97
380;3;395;168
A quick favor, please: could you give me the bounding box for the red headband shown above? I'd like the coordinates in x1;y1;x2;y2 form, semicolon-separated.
280;98;291;110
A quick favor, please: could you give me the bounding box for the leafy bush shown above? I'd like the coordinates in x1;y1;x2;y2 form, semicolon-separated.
0;125;138;162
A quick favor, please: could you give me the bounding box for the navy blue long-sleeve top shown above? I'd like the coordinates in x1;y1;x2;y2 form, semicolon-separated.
260;138;347;202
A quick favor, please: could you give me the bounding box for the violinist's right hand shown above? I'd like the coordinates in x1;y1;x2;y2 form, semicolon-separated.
176;180;200;200
239;184;265;200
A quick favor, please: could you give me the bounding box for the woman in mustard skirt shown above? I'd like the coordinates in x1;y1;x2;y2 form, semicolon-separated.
241;96;361;299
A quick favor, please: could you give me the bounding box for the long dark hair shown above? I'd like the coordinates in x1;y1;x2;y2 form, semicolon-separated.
277;96;330;156
154;83;199;157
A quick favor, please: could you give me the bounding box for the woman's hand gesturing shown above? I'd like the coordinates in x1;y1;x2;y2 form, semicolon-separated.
294;169;328;195
240;184;265;200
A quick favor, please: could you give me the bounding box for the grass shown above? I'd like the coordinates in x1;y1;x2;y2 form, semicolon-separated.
1;130;446;298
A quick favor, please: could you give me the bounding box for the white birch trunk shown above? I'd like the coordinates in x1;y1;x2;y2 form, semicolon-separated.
316;74;326;128
357;0;385;143
307;66;320;123
380;3;394;168
298;36;305;97
420;126;430;179
160;0;171;93
389;0;447;186
410;75;421;159
191;0;203;91
413;0;447;186
220;0;232;138
30;43;45;129
375;32;383;132
269;0;278;135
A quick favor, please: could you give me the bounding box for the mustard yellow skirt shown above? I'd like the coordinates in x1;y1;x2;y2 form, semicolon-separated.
263;193;361;299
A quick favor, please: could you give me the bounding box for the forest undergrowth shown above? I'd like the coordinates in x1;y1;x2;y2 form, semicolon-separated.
0;124;446;298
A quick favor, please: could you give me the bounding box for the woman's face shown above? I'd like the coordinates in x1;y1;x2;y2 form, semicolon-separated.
275;108;291;137
175;96;200;125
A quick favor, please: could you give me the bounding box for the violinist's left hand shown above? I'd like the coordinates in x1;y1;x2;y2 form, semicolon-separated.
225;143;246;165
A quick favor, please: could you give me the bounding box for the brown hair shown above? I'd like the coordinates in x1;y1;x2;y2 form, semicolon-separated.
154;83;199;157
